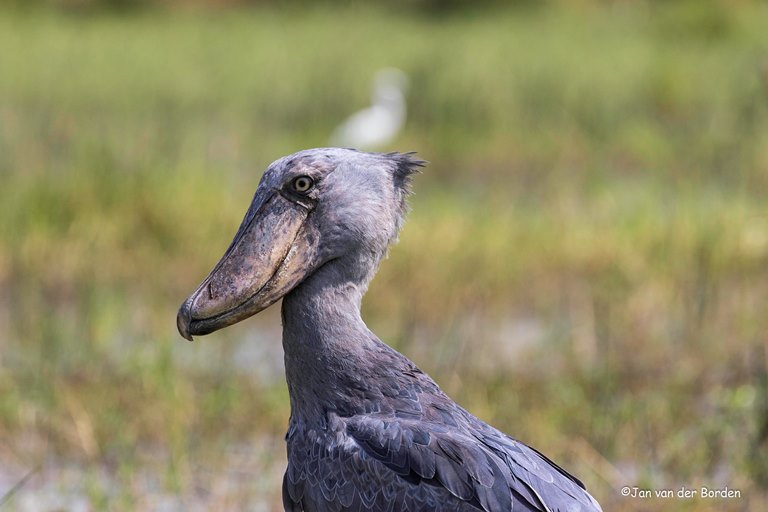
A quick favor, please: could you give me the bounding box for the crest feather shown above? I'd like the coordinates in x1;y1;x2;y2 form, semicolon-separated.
378;152;426;240
384;152;426;193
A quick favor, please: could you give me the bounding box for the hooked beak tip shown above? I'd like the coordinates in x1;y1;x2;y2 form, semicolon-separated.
177;299;195;341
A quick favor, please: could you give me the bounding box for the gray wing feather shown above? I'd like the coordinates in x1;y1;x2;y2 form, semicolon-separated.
282;411;601;511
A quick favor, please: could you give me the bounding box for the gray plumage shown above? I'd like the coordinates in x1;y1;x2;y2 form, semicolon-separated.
177;148;602;512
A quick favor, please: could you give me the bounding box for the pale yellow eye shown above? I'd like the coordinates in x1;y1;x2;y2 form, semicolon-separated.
292;176;314;193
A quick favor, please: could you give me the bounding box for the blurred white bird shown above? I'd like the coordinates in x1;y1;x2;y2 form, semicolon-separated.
330;68;409;151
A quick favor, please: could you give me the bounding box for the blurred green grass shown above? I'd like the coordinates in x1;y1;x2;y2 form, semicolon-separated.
1;1;768;510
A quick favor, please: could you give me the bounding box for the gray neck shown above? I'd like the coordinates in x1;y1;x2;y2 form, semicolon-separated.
280;249;389;423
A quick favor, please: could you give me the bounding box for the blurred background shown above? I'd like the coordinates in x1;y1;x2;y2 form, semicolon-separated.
1;0;767;510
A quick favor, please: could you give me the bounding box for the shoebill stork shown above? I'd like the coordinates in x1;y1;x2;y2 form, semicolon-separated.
177;148;602;512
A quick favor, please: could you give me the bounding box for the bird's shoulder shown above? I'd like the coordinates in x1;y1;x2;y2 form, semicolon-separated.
283;398;600;512
283;345;600;512
283;411;481;512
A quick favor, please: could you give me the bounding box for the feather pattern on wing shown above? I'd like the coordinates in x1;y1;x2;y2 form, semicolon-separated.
282;345;601;512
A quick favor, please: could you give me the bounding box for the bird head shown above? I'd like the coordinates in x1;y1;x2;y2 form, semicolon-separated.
177;148;424;341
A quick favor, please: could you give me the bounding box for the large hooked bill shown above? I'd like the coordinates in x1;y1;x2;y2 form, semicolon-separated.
177;190;316;341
